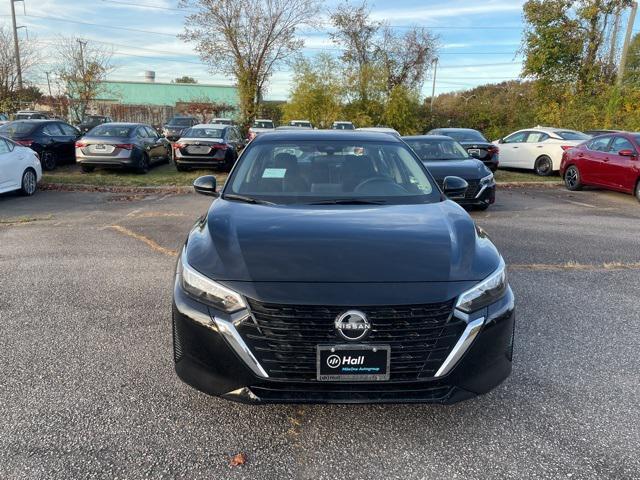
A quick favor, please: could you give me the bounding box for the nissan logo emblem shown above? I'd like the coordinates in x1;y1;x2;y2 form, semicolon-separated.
335;310;371;341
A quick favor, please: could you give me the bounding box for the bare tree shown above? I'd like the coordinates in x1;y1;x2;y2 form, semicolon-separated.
180;0;321;132
53;37;113;123
0;25;40;111
377;27;438;92
329;1;438;101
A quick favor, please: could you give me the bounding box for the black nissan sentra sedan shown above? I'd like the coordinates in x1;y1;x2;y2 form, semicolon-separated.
403;135;496;210
427;128;499;172
172;130;515;404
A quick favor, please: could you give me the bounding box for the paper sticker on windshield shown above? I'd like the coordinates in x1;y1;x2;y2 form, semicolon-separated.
263;168;286;178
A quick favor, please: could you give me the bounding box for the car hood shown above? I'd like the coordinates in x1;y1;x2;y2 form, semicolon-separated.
185;200;499;283
422;159;490;181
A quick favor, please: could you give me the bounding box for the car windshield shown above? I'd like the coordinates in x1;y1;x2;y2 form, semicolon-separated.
225;140;439;205
333;123;354;130
83;116;103;122
89;125;133;137
253;121;274;129
169;118;193;126
183;127;224;138
291;121;311;128
438;130;486;142
405;138;470;161
556;131;590;140
0;122;36;135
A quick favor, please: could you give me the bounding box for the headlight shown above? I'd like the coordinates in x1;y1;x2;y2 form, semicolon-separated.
455;257;507;313
178;250;246;313
480;173;495;185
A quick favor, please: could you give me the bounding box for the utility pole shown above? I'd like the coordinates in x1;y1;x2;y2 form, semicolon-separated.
45;72;53;97
617;1;638;86
9;0;24;91
609;7;621;67
77;39;87;73
430;57;438;113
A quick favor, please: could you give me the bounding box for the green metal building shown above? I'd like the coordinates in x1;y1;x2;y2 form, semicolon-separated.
97;79;239;107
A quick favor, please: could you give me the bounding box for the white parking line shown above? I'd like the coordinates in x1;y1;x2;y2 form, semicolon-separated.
565;200;597;208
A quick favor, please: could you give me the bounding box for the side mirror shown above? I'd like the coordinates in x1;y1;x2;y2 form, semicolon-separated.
193;175;218;196
442;176;469;198
498;138;505;144
618;149;636;157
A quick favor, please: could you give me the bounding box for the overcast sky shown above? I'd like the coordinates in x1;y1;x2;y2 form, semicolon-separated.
2;0;638;100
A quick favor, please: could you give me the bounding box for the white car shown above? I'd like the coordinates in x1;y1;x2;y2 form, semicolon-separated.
493;126;590;176
356;127;401;137
248;119;275;140
0;135;42;196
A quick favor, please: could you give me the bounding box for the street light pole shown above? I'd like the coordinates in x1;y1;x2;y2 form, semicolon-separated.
430;57;438;113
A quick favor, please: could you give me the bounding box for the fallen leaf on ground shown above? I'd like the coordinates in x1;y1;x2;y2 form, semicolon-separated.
229;453;248;467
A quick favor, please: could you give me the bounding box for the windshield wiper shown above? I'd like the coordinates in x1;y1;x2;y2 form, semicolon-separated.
309;198;388;205
222;194;275;205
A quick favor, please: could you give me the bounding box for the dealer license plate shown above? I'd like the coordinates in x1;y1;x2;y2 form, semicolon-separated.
317;345;390;381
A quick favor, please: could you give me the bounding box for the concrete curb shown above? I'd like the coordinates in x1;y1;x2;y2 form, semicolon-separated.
40;183;193;194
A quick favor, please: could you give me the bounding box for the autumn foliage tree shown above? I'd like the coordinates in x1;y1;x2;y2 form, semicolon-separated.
54;37;113;123
180;0;321;133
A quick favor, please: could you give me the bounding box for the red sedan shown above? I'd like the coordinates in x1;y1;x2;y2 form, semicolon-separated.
560;132;640;202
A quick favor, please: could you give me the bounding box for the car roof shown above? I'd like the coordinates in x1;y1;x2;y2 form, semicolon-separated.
97;122;142;126
9;119;58;124
403;135;456;141
520;126;582;134
252;130;404;143
192;123;228;129
430;127;479;132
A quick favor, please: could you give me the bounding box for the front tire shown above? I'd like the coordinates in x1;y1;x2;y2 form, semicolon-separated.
20;169;37;196
534;155;553;176
635;180;640;202
564;165;583;191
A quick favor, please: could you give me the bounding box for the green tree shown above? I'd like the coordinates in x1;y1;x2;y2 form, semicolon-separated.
282;54;344;128
622;33;640;86
381;85;422;134
522;0;631;92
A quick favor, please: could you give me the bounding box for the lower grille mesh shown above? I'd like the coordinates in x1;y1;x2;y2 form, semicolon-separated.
172;314;184;363
238;299;464;382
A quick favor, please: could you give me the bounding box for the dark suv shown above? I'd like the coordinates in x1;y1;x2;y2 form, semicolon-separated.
78;115;113;134
162;116;199;141
172;130;515;404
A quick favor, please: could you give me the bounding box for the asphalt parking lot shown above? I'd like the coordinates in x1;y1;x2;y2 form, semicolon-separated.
1;185;639;479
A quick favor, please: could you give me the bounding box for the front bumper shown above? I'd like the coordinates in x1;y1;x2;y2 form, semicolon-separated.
172;279;515;404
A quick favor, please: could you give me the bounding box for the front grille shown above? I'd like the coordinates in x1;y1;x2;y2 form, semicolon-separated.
237;299;464;382
172;314;184;363
249;383;454;403
464;179;481;199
